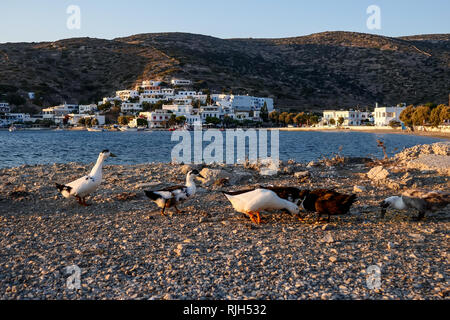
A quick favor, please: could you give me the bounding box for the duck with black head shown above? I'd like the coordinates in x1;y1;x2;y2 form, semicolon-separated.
144;169;205;216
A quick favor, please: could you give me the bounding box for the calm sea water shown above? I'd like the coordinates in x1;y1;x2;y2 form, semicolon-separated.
0;130;445;168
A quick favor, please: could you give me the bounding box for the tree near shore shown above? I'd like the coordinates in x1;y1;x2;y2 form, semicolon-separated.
260;102;269;122
285;113;296;125
136;118;148;127
430;104;450;127
389;120;401;128
77;118;86;126
411;105;431;126
91;118;99;126
278;112;289;125
175;116;187;125
118;116;133;126
400;105;415;127
269;111;279;124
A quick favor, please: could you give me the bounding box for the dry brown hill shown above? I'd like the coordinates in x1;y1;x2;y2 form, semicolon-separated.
0;31;448;111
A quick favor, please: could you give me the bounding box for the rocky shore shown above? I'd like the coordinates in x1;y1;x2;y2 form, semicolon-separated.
0;142;449;300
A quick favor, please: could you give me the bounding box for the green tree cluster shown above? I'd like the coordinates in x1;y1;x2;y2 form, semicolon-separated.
400;104;449;127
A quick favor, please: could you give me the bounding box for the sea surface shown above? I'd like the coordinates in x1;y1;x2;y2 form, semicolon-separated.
0;129;446;168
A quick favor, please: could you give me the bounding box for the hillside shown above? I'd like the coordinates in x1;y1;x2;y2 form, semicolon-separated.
0;31;449;111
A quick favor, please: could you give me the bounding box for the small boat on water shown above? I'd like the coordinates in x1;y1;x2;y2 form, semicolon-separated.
9;125;17;132
87;127;104;132
119;126;138;132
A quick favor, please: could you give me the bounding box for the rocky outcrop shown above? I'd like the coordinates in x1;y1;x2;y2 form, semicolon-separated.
394;142;450;175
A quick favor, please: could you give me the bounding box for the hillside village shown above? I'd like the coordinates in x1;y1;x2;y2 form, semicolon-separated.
0;78;449;130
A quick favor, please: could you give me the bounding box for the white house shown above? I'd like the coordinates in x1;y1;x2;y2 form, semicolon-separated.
68;114;105;126
142;89;162;95
138;80;162;89
121;102;143;113
200;105;227;122
171;79;192;86
172;98;193;105
161;88;175;96
42;104;75;122
234;111;251;120
174;91;206;102
212;94;274;112
185;114;202;126
79;104;98;114
101;97;121;105
322;109;373;126
374;104;406;126
0;113;31;126
116;90;139;101
162;104;194;116
0;102;10;113
139;110;172;128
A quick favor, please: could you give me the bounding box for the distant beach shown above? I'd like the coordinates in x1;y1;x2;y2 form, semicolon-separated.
275;126;450;140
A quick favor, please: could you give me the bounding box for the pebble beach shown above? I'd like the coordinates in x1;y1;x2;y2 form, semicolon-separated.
0;143;449;300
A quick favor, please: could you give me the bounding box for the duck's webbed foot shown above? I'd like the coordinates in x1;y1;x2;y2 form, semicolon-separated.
246;211;261;225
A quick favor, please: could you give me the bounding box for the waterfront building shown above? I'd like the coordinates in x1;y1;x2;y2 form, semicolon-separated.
0;113;31;126
322;109;373;126
68;114;105;126
139;110;172;128
373;103;406;126
42;104;77;123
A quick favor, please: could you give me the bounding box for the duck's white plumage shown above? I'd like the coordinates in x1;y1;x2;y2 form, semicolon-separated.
383;196;407;210
224;188;300;220
56;150;115;203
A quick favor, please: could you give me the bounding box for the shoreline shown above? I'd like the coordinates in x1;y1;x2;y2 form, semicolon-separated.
274;127;450;140
2;126;449;139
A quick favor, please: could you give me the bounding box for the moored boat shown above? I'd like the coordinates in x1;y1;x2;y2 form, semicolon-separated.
87;127;104;132
119;126;138;132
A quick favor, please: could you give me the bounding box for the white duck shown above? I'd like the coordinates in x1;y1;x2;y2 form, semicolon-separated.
56;150;116;206
380;189;450;220
223;188;300;224
144;169;204;216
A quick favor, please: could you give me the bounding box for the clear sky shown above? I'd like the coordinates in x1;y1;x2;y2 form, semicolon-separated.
0;0;449;43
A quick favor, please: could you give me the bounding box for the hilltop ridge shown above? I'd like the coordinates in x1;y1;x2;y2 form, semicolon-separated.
0;31;448;111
